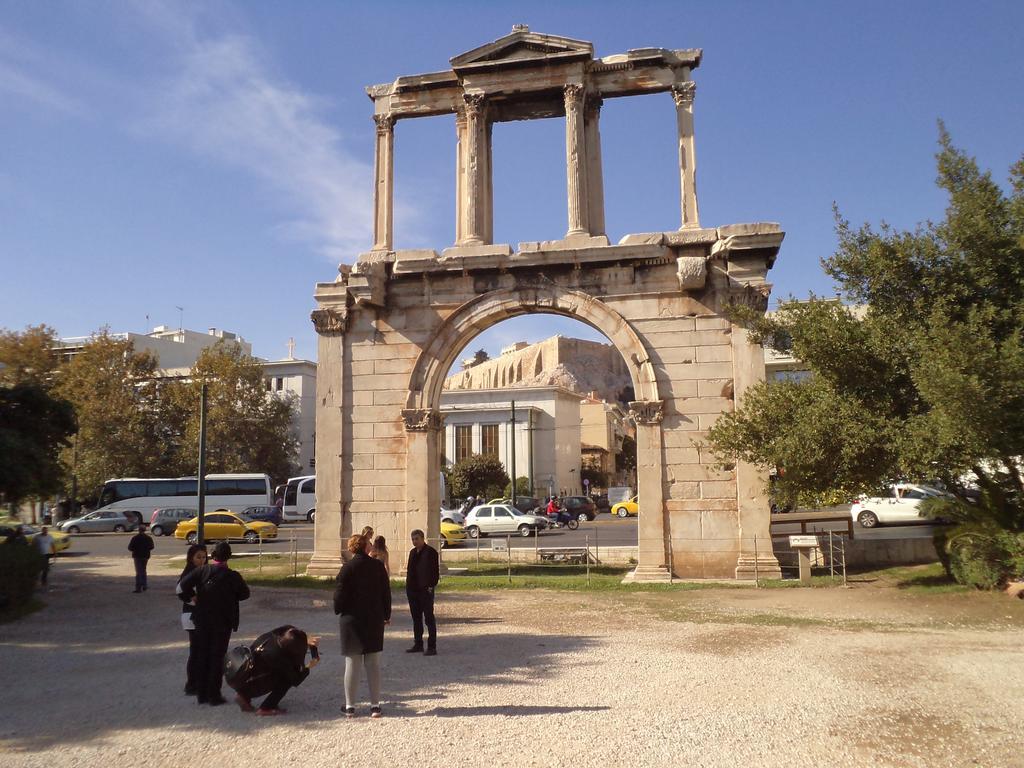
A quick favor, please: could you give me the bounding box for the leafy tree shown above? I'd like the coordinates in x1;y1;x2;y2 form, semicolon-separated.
0;324;61;390
581;467;608;492
0;384;76;505
169;342;298;483
447;454;509;500
52;332;171;496
503;476;531;497
705;128;1024;581
616;435;637;476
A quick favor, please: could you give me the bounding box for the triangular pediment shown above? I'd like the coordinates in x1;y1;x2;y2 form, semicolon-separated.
451;27;593;69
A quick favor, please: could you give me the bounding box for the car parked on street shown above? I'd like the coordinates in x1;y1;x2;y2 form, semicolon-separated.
174;511;278;544
851;484;950;528
241;505;283;526
611;495;638;518
561;495;597;522
592;495;611;515
441;507;466;526
465;504;549;538
439;521;468;548
57;510;138;534
149;508;199;537
0;522;72;552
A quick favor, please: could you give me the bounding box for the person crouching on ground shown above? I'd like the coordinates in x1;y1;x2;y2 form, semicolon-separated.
177;544;208;695
334;534;391;718
405;529;439;656
178;541;250;706
231;625;320;716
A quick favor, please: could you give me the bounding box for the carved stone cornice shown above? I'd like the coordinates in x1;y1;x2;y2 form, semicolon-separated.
676;256;707;291
564;83;585;106
629;400;664;426
463;92;486;118
401;408;442;432
373;113;395;135
310;307;348;336
728;281;772;313
671;81;696;107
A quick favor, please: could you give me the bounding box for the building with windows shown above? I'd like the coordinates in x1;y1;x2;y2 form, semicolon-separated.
56;326;251;370
579;392;629;483
263;358;317;471
439;386;582;498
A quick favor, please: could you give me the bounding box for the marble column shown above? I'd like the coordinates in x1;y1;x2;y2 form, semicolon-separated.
454;109;466;244
628;400;671;581
402;409;443;573
564;84;590;238
372;113;395;251
460;93;487;246
671;82;700;229
584;94;606;237
483;120;494;244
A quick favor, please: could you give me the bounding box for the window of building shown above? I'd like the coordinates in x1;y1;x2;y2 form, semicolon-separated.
275;377;284;391
481;424;499;457
455;425;473;463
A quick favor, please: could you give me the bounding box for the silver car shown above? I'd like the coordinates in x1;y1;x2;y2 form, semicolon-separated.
441;507;466;526
58;510;137;534
464;504;548;538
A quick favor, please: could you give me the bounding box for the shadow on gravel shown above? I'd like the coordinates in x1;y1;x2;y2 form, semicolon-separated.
0;565;603;750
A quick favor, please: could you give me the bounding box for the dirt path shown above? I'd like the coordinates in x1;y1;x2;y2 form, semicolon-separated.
1;555;1022;768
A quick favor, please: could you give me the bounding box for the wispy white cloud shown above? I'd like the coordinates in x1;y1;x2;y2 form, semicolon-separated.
135;4;378;261
0;29;87;115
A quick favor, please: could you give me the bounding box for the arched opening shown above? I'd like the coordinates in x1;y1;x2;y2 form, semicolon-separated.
405;286;660;566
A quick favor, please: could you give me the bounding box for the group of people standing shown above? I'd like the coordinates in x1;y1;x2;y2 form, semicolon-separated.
172;526;440;719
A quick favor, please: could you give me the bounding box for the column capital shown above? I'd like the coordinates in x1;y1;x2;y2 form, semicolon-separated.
310;307;348;336
629;400;664;426
373;113;395;135
402;408;442;432
564;83;585;105
463;92;486;118
671;81;696;107
584;93;604;119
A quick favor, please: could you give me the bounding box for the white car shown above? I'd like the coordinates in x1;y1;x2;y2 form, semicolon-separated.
465;504;548;538
851;484;948;528
441;507;466;526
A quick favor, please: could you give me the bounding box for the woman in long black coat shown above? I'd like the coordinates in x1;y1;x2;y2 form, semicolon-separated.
334;533;391;718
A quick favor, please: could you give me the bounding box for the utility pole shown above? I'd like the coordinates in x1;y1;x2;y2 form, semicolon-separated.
526;409;534;497
509;400;517;506
196;383;208;544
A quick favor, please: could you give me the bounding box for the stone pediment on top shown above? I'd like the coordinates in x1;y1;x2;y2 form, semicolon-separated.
450;26;593;72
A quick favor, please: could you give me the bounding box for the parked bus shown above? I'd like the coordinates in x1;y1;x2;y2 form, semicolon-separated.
94;474;273;522
282;475;315;523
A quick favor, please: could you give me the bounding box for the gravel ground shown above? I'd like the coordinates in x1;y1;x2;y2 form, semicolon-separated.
1;554;1023;768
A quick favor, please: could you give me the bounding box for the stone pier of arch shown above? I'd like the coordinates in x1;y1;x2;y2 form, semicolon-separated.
308;28;785;581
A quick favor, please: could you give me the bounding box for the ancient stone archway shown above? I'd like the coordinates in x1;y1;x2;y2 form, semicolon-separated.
309;28;785;581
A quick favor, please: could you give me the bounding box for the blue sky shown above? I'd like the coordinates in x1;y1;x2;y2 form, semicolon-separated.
2;1;1023;363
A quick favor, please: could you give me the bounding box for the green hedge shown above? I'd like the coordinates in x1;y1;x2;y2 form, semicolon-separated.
937;529;1024;590
0;543;43;612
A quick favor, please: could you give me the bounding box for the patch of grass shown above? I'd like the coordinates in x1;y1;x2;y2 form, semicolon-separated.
0;598;45;624
246;574;331;590
873;563;970;594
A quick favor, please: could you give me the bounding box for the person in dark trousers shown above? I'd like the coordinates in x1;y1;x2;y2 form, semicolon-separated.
334;534;391;718
176;544;208;695
230;625;320;716
405;529;439;656
34;526;56;586
178;541;250;706
128;524;155;593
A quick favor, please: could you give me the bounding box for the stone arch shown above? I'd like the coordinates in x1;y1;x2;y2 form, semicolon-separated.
406;284;659;412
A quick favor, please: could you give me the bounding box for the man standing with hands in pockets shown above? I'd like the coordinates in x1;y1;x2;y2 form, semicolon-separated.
405;529;439;656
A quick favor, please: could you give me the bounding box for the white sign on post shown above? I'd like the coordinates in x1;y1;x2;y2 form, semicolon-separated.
789;535;820;548
491;540;508;552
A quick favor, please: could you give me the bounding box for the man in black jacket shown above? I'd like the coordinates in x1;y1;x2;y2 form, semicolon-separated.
405;529;439;656
127;524;154;593
178;541;250;705
231;625;320;716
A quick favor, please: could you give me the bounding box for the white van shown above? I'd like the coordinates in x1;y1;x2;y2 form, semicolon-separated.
282;475;316;522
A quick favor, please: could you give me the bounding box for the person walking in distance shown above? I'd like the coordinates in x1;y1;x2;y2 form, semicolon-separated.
128;524;155;593
405;529;439;656
334;534;391;718
34;526;56;587
178;542;250;706
370;535;391;577
176;544;208;695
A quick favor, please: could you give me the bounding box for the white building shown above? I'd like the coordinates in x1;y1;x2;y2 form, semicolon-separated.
263;358;317;472
440;386;583;498
56;326;251;370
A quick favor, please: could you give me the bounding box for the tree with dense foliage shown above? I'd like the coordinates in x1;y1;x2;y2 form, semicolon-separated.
0;384;76;505
706;128;1024;585
168;342;299;483
0;325;61;390
446;454;510;501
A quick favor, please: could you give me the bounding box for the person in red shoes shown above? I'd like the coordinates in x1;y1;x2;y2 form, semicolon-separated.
231;625;320;716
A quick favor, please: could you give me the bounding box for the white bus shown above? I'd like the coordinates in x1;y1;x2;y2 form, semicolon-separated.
282;475;315;523
94;474;273;522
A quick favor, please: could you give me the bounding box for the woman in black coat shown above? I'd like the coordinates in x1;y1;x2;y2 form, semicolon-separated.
176;544;207;695
334;533;391;718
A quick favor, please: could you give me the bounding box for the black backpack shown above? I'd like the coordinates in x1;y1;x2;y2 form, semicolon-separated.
223;645;253;688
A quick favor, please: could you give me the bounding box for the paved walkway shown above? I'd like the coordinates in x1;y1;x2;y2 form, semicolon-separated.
1;553;1022;767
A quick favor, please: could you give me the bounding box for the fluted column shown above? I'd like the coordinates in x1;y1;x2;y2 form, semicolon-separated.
584;94;606;237
454;108;466;244
371;113;395;251
672;82;700;229
460;93;487;246
564;84;590;237
483;120;494;244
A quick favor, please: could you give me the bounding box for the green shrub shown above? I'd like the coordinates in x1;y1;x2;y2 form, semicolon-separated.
0;543;43;611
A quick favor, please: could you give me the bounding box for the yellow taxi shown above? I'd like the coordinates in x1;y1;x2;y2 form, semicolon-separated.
2;522;73;552
439;521;467;548
174;510;278;545
611;496;638;518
